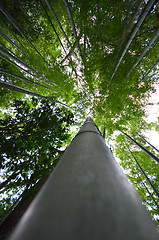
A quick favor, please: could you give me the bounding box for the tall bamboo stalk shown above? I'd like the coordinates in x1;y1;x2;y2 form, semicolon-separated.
0;45;58;87
127;146;159;198
44;0;76;56
0;80;68;108
107;0;155;90
120;130;159;164
64;0;85;66
9;117;159;240
0;68;56;92
127;29;159;77
0;6;53;69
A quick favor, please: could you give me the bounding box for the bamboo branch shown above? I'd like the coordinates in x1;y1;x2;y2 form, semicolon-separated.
60;40;77;64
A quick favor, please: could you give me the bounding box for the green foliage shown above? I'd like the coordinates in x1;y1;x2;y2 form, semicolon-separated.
0;0;159;225
0;97;74;217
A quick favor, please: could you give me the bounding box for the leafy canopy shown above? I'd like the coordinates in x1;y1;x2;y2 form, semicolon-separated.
0;0;159;225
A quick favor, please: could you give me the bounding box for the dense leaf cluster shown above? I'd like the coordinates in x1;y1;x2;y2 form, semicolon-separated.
0;98;74;217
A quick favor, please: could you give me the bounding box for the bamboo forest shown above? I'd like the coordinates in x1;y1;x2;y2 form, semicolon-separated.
0;0;159;238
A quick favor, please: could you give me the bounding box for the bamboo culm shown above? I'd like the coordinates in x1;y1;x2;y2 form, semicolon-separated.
44;0;77;57
64;0;85;66
116;0;134;54
0;80;69;108
120;130;159;164
0;53;51;85
0;68;57;92
0;20;51;70
120;0;144;46
127;29;159;77
0;30;28;57
127;146;159;198
39;0;77;76
138;174;159;209
136;132;159;154
96;0;104;58
0;6;54;69
8;117;159;240
0;45;58;87
107;0;156;90
130;59;159;94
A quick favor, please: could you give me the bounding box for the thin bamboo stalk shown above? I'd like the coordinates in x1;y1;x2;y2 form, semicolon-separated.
39;0;67;56
0;6;53;69
39;0;77;76
44;0;76;56
0;53;48;84
0;68;57;92
130;59;159;93
116;0;134;54
0;80;69;108
64;0;85;66
127;29;159;77
0;52;58;88
136;132;159;153
121;0;144;46
137;173;159;209
120;130;159;164
107;0;155;90
96;0;104;57
0;20;49;70
0;30;27;57
127;146;159;198
0;45;58;87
